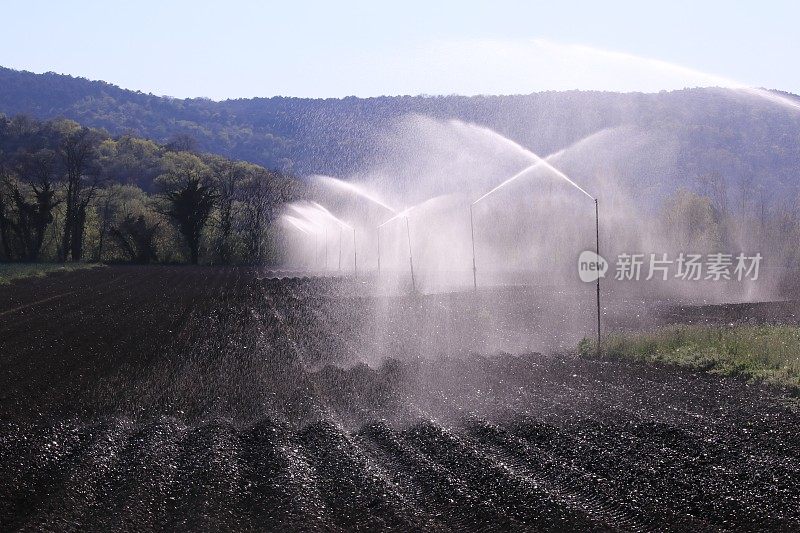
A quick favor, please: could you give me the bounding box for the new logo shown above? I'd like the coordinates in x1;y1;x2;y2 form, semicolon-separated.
578;251;608;282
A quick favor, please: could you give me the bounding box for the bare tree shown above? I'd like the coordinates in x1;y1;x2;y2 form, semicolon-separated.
239;169;299;263
0;171;14;261
0;150;61;261
14;150;61;261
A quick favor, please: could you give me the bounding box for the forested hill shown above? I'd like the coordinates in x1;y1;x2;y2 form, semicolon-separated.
2;66;800;199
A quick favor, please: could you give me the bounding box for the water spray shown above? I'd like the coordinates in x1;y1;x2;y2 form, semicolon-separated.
469;150;600;349
315;175;396;276
283;215;320;270
288;205;328;271
315;175;397;214
305;202;357;275
469;153;568;288
378;206;417;291
376;226;381;275
406;216;416;292
353;227;358;276
469;202;477;291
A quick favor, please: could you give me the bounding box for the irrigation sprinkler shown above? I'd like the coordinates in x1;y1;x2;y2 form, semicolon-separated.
353;227;358;275
307;202;356;277
315;232;319;270
469;202;477;291
405;216;416;292
376;226;381;275
595;198;601;356
378;206;417;291
289;203;358;276
283;215;320;271
308;179;397;276
469;155;600;349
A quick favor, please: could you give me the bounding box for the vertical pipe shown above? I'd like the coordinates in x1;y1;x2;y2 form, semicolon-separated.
338;226;342;272
353;227;357;275
405;216;416;292
325;227;329;271
315;232;319;271
470;202;477;291
595;198;601;357
309;234;314;271
376;226;381;275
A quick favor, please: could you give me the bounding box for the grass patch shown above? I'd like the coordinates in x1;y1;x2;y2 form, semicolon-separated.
0;262;101;285
580;325;800;394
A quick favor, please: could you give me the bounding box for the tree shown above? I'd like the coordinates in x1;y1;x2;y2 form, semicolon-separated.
92;188;114;262
96;136;163;191
661;189;725;252
17;150;60;261
14;149;61;262
158;152;216;264
0;150;61;261
0;172;15;261
0;114;302;264
109;214;159;264
58;127;103;261
164;180;215;264
91;184;159;263
165;133;196;153
239;173;269;263
163;179;216;264
237;168;302;263
209;158;246;264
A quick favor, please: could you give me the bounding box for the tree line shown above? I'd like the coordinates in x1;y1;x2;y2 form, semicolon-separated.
0;114;302;265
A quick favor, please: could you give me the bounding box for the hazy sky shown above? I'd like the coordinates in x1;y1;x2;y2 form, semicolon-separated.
1;0;798;100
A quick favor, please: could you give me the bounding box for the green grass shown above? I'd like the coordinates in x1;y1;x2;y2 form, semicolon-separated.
0;262;101;285
580;325;800;394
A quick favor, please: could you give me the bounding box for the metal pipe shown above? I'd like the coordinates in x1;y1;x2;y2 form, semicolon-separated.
353;227;357;275
595;198;601;357
315;232;319;271
309;234;314;270
469;202;477;291
376;226;381;275
405;216;416;292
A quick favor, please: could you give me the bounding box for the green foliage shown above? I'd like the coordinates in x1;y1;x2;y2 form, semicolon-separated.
660;188;725;251
0;114;304;265
588;325;800;394
577;337;592;357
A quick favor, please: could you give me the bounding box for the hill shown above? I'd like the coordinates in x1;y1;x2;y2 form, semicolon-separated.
2;67;800;204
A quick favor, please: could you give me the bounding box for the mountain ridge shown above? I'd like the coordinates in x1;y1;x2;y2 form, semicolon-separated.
2;66;800;208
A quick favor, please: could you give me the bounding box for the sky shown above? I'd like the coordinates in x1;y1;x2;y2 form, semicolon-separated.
1;0;798;100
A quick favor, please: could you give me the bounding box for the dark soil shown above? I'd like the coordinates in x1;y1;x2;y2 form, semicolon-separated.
0;266;798;531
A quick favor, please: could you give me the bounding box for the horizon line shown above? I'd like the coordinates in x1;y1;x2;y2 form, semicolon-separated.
2;64;799;103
